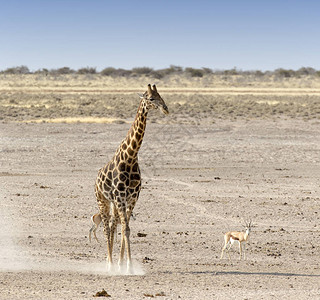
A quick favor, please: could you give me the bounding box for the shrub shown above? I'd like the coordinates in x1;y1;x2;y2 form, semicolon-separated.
131;67;153;75
77;67;97;74
100;67;118;76
115;68;132;76
55;67;75;74
150;65;184;79
34;68;49;74
254;70;265;77
275;68;295;78
3;65;30;74
167;65;183;73
100;67;132;76
149;70;165;79
223;68;238;75
296;67;316;76
185;67;204;77
202;67;213;75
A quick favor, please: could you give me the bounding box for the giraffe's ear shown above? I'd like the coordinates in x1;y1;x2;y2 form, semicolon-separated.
152;84;157;92
137;93;144;99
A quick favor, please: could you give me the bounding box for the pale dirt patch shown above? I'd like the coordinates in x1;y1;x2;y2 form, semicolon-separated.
0;119;319;299
0;76;320;299
22;117;129;124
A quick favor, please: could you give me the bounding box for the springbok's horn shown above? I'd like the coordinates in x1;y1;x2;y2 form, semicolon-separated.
147;84;152;94
152;84;157;92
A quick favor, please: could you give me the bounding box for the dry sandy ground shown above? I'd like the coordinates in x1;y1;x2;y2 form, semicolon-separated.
0;78;320;299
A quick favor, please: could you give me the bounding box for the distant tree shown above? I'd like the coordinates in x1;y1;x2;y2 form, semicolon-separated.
254;70;265;77
202;67;213;74
100;67;132;76
55;67;75;74
296;67;316;76
223;67;238;75
100;67;117;76
116;68;132;76
169;65;183;73
34;68;49;75
4;65;30;74
185;67;204;77
77;67;97;74
275;68;295;78
150;65;184;78
149;70;164;79
132;67;153;75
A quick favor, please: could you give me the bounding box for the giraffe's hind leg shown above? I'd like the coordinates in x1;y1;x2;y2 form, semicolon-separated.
96;190;114;271
109;203;119;261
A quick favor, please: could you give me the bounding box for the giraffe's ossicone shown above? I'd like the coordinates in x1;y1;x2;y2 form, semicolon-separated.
94;84;169;273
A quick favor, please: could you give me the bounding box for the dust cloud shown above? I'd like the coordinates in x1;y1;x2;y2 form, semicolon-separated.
0;208;144;276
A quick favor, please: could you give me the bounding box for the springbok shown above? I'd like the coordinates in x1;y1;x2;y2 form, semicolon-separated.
220;220;253;260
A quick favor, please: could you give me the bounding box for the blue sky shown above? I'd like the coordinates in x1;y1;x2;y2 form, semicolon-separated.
0;0;319;71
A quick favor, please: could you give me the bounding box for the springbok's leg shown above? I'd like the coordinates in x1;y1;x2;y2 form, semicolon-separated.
220;245;226;259
226;242;232;261
226;240;235;261
221;234;230;260
221;240;232;261
220;241;229;260
239;242;242;260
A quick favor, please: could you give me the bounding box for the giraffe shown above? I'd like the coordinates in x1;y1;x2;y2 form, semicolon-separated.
94;84;169;273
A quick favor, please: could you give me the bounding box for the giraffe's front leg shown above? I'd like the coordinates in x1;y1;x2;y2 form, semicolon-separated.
118;231;126;272
120;220;132;274
117;204;133;274
109;203;118;256
109;218;118;272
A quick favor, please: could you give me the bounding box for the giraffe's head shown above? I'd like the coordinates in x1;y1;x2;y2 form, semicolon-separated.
140;84;169;115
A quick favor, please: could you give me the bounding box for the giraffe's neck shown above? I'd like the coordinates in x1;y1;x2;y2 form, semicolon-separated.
117;99;148;162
